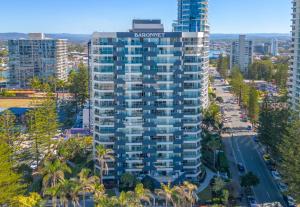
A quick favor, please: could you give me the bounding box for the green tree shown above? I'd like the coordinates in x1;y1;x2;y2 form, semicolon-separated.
221;189;229;205
217;55;229;79
40;159;71;206
155;182;182;207
248;86;260;125
117;191;139;207
240;172;260;188
258;99;289;157
134;183;153;206
57;179;72;207
248;60;273;81
180;181;198;207
26;97;59;166
78;168;99;207
68;178;81;207
0;110;18;147
273;63;288;89
203;103;222;130
212;177;226;195
69;62;89;111
44;186;59;207
279;117;300;201
0;49;8;57
29;77;43;91
95;145;114;184
13;192;43;207
230;66;249;106
120;172;137;192
0;142;24;205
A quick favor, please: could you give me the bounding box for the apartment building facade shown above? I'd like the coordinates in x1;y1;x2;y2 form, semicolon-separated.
289;0;300;109
230;35;253;74
174;0;209;32
8;33;68;88
91;20;209;184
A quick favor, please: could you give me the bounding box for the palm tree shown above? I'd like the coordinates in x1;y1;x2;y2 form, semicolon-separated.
44;186;60;207
180;182;198;207
95;145;114;184
40;159;71;206
93;183;117;207
203;103;222;130
69;178;81;207
78;168;100;207
57;179;71;207
117;191;129;207
93;183;105;200
117;191;139;207
155;182;179;207
134;183;153;206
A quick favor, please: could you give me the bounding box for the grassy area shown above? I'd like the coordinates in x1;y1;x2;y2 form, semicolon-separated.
0;98;38;108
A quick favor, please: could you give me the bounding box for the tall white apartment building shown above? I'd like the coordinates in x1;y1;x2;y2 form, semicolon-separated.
271;39;279;56
230;35;253;74
289;0;300;109
8;33;68;88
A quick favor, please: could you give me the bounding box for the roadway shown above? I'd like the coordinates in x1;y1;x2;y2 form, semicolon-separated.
211;69;285;206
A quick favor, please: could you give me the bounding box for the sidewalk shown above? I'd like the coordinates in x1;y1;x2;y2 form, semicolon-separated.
197;167;216;193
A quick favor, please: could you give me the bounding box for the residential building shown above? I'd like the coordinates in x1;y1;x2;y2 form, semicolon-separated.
271;39;279;56
230;35;253;74
173;0;209;32
8;33;68;88
289;0;300;109
91;19;209;184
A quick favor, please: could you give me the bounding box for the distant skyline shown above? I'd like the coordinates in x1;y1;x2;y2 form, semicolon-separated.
0;0;291;34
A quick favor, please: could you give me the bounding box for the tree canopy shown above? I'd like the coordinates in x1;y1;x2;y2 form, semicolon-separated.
279;117;300;201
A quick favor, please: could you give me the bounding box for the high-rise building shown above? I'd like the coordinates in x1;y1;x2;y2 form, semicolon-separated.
271;39;279;56
174;0;209;32
230;35;253;74
289;0;300;109
91;19;209;184
8;33;68;88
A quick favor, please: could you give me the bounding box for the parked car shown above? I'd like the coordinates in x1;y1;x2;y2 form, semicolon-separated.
271;170;282;180
237;163;245;172
283;195;296;207
278;182;288;192
247;125;252;130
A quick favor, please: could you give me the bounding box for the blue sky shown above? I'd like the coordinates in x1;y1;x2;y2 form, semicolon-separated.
0;0;290;34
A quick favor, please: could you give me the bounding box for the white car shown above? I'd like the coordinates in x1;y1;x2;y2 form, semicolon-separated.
271;171;282;180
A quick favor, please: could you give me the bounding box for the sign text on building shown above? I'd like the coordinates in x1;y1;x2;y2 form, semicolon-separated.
134;33;165;38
